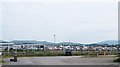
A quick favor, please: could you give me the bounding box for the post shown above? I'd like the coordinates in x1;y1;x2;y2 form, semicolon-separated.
54;34;56;45
110;45;112;56
104;51;106;55
118;46;120;57
96;51;99;57
8;44;9;54
14;55;17;62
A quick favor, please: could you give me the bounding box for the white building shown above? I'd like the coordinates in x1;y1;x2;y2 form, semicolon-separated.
0;42;14;51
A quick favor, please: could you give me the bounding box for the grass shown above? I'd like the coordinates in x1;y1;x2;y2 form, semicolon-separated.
114;55;120;62
0;60;5;64
2;50;118;58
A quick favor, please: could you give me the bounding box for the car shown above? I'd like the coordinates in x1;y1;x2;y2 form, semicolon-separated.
65;49;72;56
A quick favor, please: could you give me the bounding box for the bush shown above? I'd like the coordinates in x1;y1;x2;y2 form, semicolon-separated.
114;57;120;62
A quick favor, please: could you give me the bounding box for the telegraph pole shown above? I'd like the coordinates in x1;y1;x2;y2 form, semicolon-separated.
54;34;56;45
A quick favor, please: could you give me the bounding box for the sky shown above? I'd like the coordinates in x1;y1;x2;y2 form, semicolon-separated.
0;0;119;44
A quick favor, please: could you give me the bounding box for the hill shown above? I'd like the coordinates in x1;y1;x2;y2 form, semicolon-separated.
95;40;118;45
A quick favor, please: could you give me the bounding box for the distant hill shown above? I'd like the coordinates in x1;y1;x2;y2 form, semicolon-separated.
12;40;38;44
0;40;10;43
56;42;83;46
95;40;118;45
12;40;53;45
11;40;82;46
1;40;119;46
